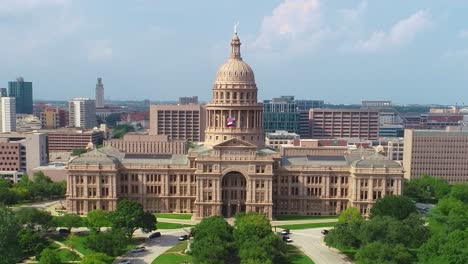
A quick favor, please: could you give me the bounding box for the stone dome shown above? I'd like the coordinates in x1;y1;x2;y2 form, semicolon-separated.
215;33;255;83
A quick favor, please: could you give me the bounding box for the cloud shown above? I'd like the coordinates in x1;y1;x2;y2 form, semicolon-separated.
0;0;70;14
86;40;113;62
458;30;468;39
354;10;430;52
253;0;323;51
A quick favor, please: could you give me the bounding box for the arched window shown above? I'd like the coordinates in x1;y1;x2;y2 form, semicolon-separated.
227;92;230;99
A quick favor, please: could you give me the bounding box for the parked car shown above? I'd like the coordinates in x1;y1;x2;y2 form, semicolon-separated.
280;229;290;235
149;232;161;239
117;260;131;264
178;234;189;241
130;247;146;253
282;236;293;243
58;228;70;234
321;229;329;235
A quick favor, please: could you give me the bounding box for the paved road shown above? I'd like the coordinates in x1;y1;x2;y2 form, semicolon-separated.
114;229;187;264
288;228;352;264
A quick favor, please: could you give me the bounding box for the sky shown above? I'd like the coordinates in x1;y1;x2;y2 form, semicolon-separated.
1;0;468;105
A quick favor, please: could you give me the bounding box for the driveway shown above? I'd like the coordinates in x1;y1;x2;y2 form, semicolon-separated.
288;228;352;264
114;229;187;264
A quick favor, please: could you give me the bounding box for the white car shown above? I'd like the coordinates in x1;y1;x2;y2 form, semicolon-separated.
118;260;131;264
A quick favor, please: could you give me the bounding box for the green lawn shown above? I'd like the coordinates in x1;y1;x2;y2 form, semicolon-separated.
158;222;193;229
152;241;192;264
286;244;315;264
274;215;338;221
276;222;337;230
155;213;193;220
55;248;81;262
49;233;140;260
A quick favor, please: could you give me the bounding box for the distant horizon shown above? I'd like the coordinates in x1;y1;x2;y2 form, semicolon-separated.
1;1;468;104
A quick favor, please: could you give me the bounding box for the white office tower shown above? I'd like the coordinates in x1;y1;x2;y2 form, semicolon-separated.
0;97;16;132
95;78;104;108
69;98;97;129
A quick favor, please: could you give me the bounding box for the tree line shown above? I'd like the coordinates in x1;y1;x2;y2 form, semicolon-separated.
0;199;157;264
0;171;66;206
325;176;468;264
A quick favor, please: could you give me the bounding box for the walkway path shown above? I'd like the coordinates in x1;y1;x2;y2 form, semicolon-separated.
290;228;352;264
49;239;85;258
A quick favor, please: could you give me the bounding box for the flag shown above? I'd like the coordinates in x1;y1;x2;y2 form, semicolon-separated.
227;116;236;127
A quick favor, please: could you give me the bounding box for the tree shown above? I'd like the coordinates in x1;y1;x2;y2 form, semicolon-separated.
355;241;414;264
71;148;87;156
0;186;17;205
325;219;364;249
448;183;468;203
85;209;110;233
338;207;362;223
85;230;128;256
418;229;468;264
80;253;113;264
105;113;122;127
57;213;83;232
0;207;21;264
403;175;450;203
370;195;416;220
111;124;135;139
233;213;287;264
191;216;236;264
18;227;49;256
110;199;156;238
16;207;54;232
38;248;61;264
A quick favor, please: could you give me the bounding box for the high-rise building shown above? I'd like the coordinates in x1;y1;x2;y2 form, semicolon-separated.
0;88;7;97
179;96;198;105
41;128;103;152
149;104;205;142
95;78;104;108
0;132;48;182
41;107;69;129
8;77;33;114
296;100;324;111
69;98;97;129
309;108;380;140
403;127;468;184
263;96;299;135
0;97;16;132
16;114;42;132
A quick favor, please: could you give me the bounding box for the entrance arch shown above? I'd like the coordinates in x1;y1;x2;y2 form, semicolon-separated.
221;171;247;218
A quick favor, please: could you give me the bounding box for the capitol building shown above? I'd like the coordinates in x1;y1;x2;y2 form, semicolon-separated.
66;32;403;219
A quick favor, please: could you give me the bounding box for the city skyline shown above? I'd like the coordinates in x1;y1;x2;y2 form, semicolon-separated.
1;0;468;104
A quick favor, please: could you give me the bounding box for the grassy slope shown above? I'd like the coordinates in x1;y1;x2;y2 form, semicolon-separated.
155;213;193;220
286;244;315;264
276;222;337;230
151;241;192;264
275;215;338;221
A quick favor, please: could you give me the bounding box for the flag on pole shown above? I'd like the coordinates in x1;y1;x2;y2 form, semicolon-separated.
227;116;236;127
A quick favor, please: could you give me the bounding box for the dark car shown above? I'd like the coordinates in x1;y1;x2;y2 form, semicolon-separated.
130;246;146;253
280;229;290;235
282;236;293;243
178;234;189;241
321;229;329;235
149;232;161;239
58;228;70;234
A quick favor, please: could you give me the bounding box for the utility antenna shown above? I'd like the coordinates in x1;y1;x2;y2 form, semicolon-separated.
234;21;239;33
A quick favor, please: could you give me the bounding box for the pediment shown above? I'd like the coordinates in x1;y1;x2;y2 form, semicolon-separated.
212;137;258;149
